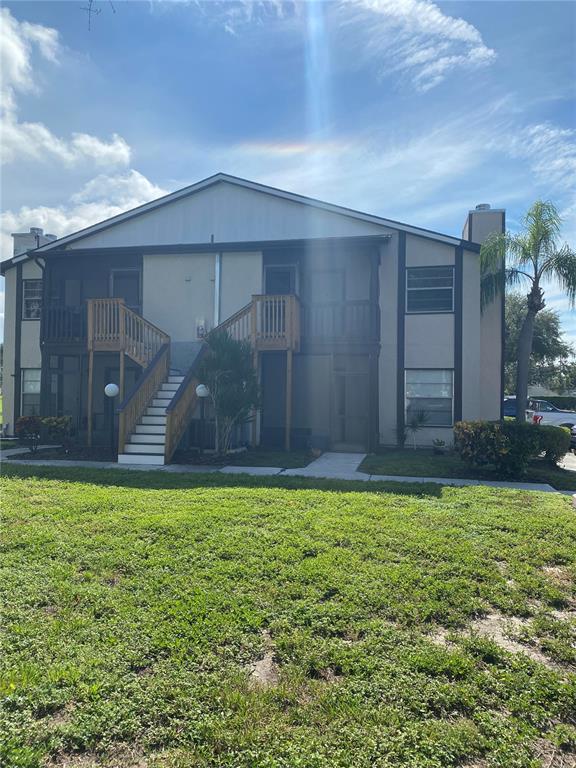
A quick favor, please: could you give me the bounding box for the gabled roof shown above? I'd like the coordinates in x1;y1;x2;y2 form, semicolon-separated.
1;172;481;272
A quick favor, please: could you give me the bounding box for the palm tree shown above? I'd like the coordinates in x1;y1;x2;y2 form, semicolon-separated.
481;201;576;422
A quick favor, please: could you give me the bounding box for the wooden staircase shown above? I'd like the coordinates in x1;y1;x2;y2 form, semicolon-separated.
87;294;301;464
117;371;184;465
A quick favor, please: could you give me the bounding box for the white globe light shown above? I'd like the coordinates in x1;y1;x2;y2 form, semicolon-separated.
104;382;120;398
196;384;210;398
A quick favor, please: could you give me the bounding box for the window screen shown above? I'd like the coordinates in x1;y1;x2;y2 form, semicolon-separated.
406;266;454;313
23;279;43;320
22;369;41;416
405;369;453;426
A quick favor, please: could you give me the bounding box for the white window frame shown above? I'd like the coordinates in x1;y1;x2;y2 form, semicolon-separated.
22;279;43;320
405;369;454;427
406;266;454;314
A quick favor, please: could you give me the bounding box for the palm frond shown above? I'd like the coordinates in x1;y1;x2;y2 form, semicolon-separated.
543;245;576;306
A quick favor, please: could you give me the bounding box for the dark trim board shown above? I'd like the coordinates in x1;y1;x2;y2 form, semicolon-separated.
396;233;406;443
13;264;23;422
453;246;463;422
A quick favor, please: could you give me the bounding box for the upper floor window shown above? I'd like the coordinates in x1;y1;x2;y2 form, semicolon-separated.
23;279;43;320
406;266;454;313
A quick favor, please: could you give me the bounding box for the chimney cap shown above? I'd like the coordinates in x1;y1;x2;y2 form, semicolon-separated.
475;204;491;211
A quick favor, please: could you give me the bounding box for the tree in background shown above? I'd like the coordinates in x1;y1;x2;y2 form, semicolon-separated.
481;201;576;421
504;293;575;393
198;329;260;456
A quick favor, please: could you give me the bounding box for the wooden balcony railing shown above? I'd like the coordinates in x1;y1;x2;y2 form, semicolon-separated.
117;343;170;454
87;298;169;367
217;294;300;352
43;304;86;343
301;300;378;341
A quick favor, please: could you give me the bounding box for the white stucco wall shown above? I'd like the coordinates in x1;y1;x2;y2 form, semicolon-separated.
2;261;42;433
220;251;262;321
143;253;215;342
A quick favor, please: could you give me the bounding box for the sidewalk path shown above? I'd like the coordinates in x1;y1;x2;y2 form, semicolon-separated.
2;448;563;492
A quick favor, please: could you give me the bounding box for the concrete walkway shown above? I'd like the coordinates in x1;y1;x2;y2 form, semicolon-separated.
2;447;567;493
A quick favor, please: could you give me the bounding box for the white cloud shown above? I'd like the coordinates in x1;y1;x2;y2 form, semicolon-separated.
338;0;496;91
0;7;131;168
508;122;576;195
0;170;168;260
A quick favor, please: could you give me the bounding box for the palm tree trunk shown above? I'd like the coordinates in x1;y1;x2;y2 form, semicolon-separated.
515;285;545;423
515;310;536;422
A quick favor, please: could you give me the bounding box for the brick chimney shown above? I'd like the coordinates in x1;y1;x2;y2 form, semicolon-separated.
12;227;57;256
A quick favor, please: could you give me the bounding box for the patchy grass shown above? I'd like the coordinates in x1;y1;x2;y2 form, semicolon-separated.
360;449;576;491
2;464;576;768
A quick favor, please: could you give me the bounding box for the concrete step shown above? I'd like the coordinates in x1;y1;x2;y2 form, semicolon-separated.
124;443;165;454
168;376;184;384
141;415;166;425
146;406;167;416
152;397;173;407
118;453;165;465
130;433;166;445
160;382;180;392
135;424;166;435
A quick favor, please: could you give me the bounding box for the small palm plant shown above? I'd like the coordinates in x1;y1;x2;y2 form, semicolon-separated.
406;410;429;450
481;201;576;422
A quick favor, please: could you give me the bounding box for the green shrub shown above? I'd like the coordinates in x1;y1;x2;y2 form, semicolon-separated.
15;416;74;454
537;424;570;465
454;421;542;477
15;416;43;454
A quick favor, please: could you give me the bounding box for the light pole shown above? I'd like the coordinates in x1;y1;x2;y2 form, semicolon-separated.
104;382;119;457
195;384;210;453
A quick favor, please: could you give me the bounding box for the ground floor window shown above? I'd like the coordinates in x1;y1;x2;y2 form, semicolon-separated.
21;368;41;416
405;369;453;426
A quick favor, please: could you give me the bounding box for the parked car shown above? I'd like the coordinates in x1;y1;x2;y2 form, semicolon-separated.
529;399;576;428
503;395;536;420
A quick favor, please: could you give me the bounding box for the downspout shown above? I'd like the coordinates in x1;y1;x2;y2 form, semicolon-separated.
214;252;221;328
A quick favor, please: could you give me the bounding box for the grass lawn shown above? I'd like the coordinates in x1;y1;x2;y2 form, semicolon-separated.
360;449;576;491
2;465;576;768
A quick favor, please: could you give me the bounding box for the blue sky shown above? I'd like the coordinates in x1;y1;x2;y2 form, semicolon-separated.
1;0;574;341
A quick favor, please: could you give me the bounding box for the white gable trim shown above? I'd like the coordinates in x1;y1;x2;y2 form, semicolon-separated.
34;173;467;253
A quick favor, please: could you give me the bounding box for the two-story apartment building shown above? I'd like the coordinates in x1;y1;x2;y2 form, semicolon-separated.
1;173;504;463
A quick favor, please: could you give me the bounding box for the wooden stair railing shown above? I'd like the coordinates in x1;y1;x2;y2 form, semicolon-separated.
164;346;208;463
85;298;171;449
215;294;300;352
87;298;170;366
117;343;170;455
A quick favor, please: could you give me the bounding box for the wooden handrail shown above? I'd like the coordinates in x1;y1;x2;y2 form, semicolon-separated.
117;343;170;454
214;295;300;352
164;346;208;463
217;301;252;342
87;298;170;367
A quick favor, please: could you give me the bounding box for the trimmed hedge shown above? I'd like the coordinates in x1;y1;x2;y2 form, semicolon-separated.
454;420;570;477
